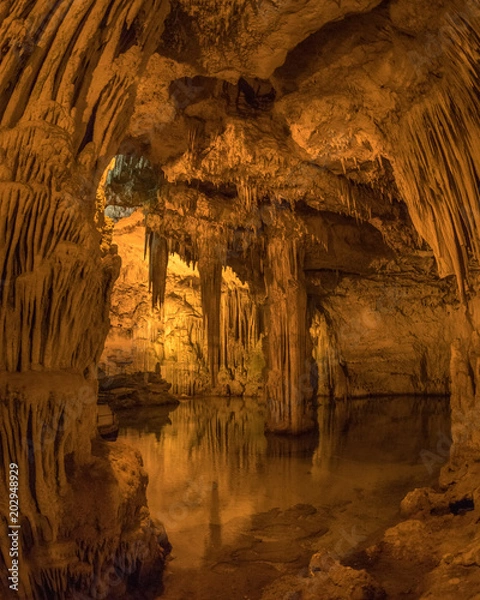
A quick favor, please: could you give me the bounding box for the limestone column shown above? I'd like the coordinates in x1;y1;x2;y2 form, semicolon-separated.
197;226;225;387
263;234;316;434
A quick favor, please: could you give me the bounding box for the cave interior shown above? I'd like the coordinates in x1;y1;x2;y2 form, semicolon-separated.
0;0;480;598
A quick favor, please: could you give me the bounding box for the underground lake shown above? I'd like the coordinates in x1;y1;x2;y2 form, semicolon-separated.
116;395;451;599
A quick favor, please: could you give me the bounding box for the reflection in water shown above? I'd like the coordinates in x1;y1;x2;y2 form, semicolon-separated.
207;481;222;556
117;395;450;599
316;396;451;469
118;397;270;569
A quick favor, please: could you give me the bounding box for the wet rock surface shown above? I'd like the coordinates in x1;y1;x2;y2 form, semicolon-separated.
0;0;479;597
98;371;178;409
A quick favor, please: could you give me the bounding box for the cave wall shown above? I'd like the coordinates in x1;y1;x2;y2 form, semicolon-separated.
100;209;264;397
102;193;460;414
121;0;478;437
0;0;479;595
0;0;170;597
311;274;457;398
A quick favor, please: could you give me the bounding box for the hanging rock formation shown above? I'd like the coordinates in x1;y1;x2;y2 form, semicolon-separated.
0;0;170;597
101;208;265;397
197;226;224;387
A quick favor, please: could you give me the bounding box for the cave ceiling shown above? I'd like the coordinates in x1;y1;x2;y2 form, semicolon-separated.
100;0;477;297
1;0;479;309
1;1;480;596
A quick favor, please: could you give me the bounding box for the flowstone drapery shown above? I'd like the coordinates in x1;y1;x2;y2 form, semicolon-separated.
0;0;169;597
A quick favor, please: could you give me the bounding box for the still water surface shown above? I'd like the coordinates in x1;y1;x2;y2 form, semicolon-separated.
117;396;450;600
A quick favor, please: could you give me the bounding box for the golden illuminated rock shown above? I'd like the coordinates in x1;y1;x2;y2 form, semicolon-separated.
0;0;479;597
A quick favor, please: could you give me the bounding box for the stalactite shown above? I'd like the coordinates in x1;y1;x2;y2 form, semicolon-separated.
130;246;263;396
0;121;122;373
392;6;480;299
0;181;120;371
144;186;171;311
146;230;169;309
219;267;263;391
310;309;348;399
337;176;369;223
237;176;259;212
95;159;117;254
0;1;171;597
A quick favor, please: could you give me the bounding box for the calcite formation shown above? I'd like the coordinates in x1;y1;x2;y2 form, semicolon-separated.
101;210;264;397
0;0;479;597
0;1;169;597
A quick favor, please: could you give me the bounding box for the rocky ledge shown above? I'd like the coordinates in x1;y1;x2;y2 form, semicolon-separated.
98;371;179;410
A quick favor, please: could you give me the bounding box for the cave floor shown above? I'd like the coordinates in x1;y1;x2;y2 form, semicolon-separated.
116;395;450;600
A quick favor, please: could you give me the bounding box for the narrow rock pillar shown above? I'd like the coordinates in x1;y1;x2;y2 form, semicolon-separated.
198;228;224;387
263;236;316;434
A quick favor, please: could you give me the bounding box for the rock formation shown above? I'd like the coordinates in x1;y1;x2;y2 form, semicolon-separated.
0;1;169;597
0;0;479;597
